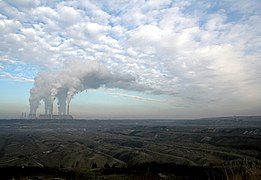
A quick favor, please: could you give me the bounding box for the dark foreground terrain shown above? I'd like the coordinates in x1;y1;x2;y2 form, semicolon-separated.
0;116;261;179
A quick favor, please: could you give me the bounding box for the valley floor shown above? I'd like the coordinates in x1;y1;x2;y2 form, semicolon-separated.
0;117;260;179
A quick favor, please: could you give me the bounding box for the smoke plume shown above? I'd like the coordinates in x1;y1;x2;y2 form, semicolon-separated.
29;60;136;116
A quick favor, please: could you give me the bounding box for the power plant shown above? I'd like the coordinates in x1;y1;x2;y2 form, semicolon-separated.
29;100;73;119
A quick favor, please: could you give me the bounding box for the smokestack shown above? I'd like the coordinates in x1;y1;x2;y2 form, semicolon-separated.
50;103;53;119
45;107;48;115
67;103;70;115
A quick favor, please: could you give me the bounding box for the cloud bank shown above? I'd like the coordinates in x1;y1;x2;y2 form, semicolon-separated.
0;0;260;116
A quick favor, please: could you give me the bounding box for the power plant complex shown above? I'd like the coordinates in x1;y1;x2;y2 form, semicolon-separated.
28;101;73;119
38;102;73;119
27;61;136;120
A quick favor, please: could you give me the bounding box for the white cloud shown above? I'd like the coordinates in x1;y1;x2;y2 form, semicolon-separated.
107;92;164;103
0;72;34;82
57;5;82;26
4;0;40;9
0;0;260;116
0;19;21;33
0;56;17;64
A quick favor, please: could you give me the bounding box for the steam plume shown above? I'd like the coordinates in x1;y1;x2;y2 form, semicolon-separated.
29;61;136;116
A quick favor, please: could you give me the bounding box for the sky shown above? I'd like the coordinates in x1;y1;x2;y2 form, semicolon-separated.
0;0;260;119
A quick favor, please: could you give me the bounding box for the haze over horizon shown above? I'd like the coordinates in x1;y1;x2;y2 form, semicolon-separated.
0;0;260;119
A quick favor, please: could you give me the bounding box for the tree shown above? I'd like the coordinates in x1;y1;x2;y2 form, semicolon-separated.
104;163;110;168
91;162;97;169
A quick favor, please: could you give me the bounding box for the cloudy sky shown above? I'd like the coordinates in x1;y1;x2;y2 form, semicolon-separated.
0;0;260;119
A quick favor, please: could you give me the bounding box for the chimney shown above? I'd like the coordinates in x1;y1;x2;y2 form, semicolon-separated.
50;103;53;119
67;103;70;115
45;107;48;115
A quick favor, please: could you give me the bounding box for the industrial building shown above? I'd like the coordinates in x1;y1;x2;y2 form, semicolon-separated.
29;101;73;119
38;114;73;119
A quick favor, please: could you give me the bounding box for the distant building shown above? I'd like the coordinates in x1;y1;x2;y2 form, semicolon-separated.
38;114;73;119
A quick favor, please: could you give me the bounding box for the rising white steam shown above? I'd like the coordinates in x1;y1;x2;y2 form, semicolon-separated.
29;60;136;116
